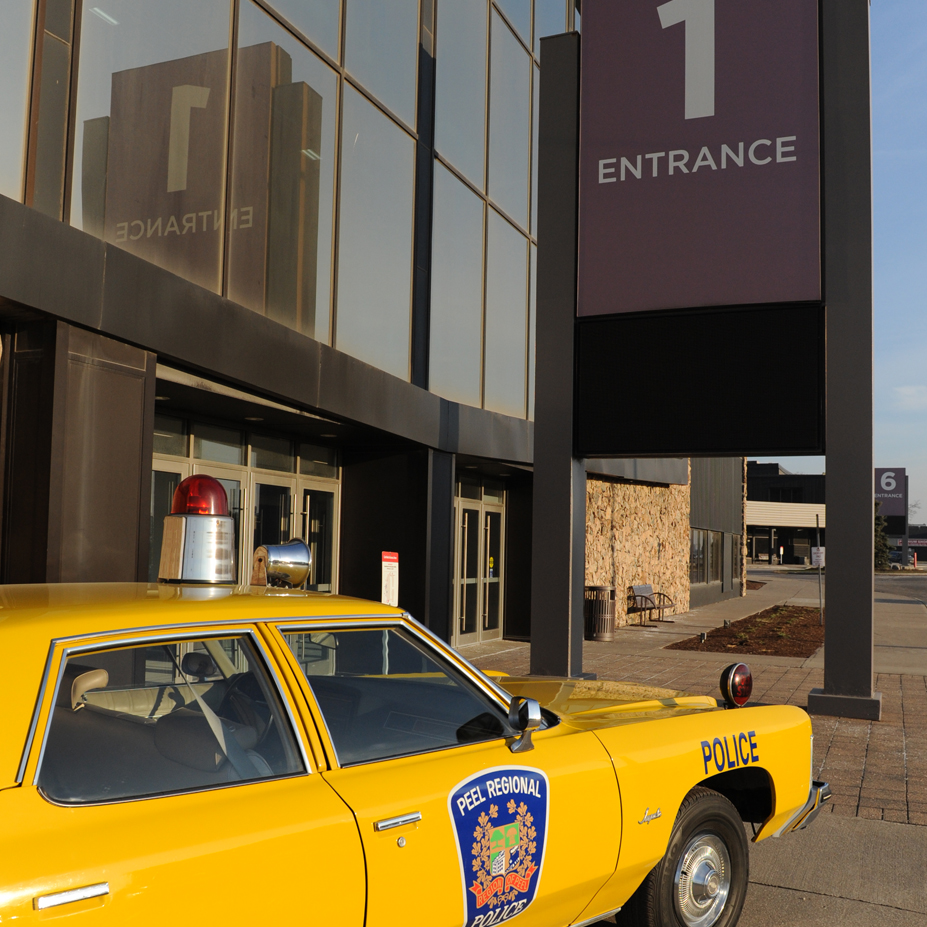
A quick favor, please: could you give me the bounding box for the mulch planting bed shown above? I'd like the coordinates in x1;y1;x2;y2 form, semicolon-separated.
666;604;824;658
745;580;766;591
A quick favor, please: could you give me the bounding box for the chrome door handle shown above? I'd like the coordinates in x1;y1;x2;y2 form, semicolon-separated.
35;883;109;910
374;811;422;831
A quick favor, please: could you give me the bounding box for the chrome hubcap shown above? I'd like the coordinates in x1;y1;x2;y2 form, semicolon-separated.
674;833;731;927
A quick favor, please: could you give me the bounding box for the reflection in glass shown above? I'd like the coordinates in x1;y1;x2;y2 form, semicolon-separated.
534;0;566;56
434;0;487;188
149;470;182;581
429;163;484;407
70;0;231;292
193;422;244;465
344;0;418;128
488;11;530;227
267;0;341;61
528;243;537;421
496;0;530;45
228;2;338;343
254;483;292;548
531;63;539;238
301;488;335;591
0;0;34;200
483;210;528;418
251;433;294;471
153;414;187;456
299;442;339;479
336;86;414;380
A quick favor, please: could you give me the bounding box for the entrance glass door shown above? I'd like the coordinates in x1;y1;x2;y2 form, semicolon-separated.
454;501;505;646
251;474;296;552
298;482;338;592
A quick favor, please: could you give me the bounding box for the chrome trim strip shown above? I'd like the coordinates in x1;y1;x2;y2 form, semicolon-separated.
573;908;622;927
50;613;396;646
35;882;109;910
38;771;309;808
374;811;422;831
249;633;312;774
32;628;312;789
16;645;56;783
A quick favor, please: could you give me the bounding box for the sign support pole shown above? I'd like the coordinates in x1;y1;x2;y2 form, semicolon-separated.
530;33;587;678
807;0;881;721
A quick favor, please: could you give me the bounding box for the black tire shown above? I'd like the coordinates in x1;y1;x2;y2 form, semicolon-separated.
617;787;749;927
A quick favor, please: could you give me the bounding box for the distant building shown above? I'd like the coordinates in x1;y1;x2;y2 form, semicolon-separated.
746;462;825;564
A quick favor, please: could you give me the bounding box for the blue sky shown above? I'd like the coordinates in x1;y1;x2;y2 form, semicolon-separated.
756;0;927;517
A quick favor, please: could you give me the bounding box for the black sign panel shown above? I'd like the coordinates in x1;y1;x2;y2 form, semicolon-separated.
574;304;825;457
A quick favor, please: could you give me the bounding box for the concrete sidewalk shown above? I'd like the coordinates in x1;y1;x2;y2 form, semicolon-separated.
457;573;927;926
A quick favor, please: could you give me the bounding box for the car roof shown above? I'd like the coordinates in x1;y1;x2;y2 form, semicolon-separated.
0;582;403;637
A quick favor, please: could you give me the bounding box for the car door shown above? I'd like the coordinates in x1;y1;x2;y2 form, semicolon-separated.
0;625;365;924
271;620;623;927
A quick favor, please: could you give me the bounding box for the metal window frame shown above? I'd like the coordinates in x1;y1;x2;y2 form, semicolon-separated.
22;625;313;795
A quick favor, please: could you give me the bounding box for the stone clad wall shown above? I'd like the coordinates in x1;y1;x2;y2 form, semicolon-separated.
585;469;691;627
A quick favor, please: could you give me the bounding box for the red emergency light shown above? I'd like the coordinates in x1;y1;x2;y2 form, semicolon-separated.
171;475;229;517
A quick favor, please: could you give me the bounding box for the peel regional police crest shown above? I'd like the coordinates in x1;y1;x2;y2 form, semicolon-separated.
448;767;549;927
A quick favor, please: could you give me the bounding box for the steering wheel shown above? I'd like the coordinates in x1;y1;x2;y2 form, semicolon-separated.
217;672;271;742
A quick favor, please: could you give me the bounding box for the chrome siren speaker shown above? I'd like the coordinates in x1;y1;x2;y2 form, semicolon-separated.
251;538;311;588
158;475;236;584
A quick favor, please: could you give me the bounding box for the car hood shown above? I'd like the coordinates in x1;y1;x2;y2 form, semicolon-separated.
494;676;720;729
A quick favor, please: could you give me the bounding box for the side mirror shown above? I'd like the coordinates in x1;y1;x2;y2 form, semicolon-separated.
507;696;543;753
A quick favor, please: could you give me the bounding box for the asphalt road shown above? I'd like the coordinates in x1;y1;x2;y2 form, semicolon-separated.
874;571;927;607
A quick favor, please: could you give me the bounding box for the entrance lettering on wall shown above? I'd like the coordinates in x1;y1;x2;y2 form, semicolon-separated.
113;207;253;242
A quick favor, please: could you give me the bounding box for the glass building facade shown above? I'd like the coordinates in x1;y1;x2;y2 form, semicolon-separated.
0;0;743;649
6;0;575;414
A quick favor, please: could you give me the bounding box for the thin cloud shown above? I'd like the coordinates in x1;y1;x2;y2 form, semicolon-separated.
893;385;927;411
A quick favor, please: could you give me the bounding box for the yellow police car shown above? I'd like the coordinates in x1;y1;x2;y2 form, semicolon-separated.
1;583;827;927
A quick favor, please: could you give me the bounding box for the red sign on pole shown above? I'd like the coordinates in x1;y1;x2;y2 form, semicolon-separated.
578;0;821;316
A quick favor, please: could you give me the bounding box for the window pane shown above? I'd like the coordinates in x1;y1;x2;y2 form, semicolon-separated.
528;242;537;420
335;85;414;380
39;636;304;803
228;1;339;344
268;0;341;61
0;0;34;200
193;422;245;465
497;0;530;45
149;470;182;581
434;0;487;188
429;162;484;407
344;0;418;128
251;433;295;472
531;63;539;238
299;442;339;478
282;627;512;765
153;414;186;456
253;483;292;548
70;0;231;293
484;210;527;418
488;11;530;227
534;0;566;56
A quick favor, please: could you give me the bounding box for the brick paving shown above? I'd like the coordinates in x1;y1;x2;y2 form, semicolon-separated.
460;640;927;827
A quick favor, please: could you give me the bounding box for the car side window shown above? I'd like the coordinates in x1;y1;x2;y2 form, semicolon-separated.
282;627;514;765
38;635;305;804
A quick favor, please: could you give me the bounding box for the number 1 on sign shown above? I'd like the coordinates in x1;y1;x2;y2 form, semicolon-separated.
658;0;715;120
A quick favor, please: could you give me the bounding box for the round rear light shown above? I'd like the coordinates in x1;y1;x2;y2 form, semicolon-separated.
720;662;753;708
171;474;229;516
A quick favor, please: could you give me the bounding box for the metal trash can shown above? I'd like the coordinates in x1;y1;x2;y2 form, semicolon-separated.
584;585;616;642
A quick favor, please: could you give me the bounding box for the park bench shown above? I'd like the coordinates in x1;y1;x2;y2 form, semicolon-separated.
627;584;676;624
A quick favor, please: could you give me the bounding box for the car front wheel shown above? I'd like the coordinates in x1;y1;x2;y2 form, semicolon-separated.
618;787;749;927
